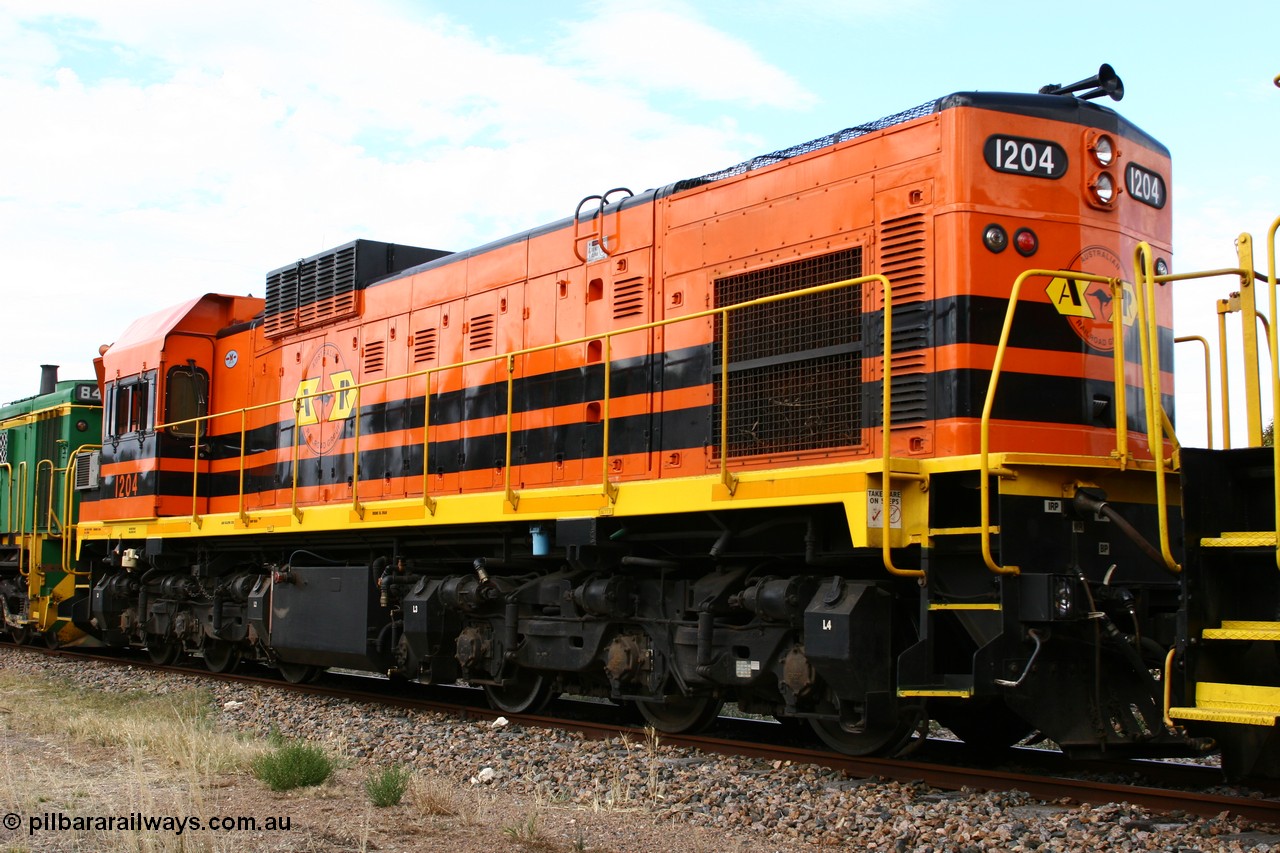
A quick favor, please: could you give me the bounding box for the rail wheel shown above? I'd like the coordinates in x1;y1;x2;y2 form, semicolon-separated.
145;635;182;666
810;709;922;756
277;661;321;684
483;670;555;714
8;624;31;645
202;640;242;674
635;695;723;734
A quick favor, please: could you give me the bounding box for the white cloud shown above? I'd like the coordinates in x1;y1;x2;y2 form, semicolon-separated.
556;0;816;109
0;1;813;402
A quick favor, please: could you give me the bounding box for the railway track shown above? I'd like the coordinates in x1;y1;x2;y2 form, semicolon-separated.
7;642;1280;826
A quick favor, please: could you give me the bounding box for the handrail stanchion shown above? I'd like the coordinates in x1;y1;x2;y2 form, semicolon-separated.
1268;215;1280;569
878;273;924;579
423;369;437;516
601;336;618;503
237;410;249;525
1174;336;1214;449
1132;243;1181;573
352;384;364;520
1111;277;1129;467
290;399;303;522
504;355;519;509
721;312;742;494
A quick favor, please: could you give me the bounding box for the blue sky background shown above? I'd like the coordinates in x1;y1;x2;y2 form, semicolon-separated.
2;0;1277;446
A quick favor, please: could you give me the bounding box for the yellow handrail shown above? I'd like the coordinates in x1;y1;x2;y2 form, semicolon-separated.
979;269;1116;575
0;462;11;534
16;461;26;577
1132;242;1181;573
879;272;924;579
1267;215;1280;569
145;275;915;573
1173;336;1213;448
60;445;100;575
37;459;61;535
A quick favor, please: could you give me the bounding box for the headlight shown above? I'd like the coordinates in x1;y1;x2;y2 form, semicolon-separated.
1090;172;1116;205
1090;134;1115;167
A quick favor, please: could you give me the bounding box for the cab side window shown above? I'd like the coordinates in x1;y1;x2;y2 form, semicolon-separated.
109;379;152;437
165;368;208;437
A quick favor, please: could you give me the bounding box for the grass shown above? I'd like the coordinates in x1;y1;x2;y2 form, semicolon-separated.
250;740;335;791
364;764;411;807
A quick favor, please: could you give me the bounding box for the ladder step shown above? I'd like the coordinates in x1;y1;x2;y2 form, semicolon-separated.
927;602;1001;611
1168;706;1279;726
1203;621;1280;641
1200;531;1277;548
1168;681;1280;726
898;674;973;698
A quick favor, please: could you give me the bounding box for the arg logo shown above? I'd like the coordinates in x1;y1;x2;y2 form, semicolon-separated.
1043;246;1136;353
295;343;356;454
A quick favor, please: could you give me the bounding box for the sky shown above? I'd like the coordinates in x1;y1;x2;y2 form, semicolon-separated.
1;0;1278;448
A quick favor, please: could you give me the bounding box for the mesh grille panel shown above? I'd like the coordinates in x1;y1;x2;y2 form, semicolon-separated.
674;101;937;192
713;248;864;457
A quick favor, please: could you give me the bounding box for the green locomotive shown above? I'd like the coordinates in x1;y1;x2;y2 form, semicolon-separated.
0;366;102;645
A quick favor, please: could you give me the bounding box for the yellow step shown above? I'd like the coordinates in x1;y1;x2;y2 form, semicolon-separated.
1168;681;1280;727
1200;531;1278;548
1203;620;1280;641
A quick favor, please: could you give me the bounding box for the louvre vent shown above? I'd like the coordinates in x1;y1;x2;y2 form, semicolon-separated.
878;212;930;424
263;240;452;339
712;247;864;457
878;213;928;302
613;277;646;320
413;328;438;364
889;352;929;424
74;451;100;491
364;340;386;374
469;314;495;352
0;431;7;465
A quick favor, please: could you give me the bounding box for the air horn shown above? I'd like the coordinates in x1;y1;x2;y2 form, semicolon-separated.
1039;64;1124;102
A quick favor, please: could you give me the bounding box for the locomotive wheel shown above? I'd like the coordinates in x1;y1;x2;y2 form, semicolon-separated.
277;661;322;684
635;695;723;734
483;670;555;714
145;635;182;666
7;623;31;645
809;710;921;757
202;640;242;674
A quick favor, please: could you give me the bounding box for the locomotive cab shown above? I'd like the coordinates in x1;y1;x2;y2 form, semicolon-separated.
87;294;262;522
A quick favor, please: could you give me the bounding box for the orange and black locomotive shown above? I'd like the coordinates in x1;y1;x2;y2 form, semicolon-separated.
8;66;1280;779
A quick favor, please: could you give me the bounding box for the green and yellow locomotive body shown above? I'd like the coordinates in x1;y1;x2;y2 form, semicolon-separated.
0;368;102;646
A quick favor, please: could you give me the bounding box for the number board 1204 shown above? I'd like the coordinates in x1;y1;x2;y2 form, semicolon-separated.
983;135;1067;179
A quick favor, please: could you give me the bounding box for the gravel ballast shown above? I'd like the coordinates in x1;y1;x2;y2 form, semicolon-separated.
3;647;1280;852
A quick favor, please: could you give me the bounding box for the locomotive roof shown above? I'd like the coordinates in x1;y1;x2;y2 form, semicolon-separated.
378;89;1167;287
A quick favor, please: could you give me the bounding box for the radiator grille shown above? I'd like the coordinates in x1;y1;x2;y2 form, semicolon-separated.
713;248;863;457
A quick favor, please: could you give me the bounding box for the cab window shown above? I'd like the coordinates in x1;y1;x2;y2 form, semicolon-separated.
165;367;208;437
109;379;152;437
